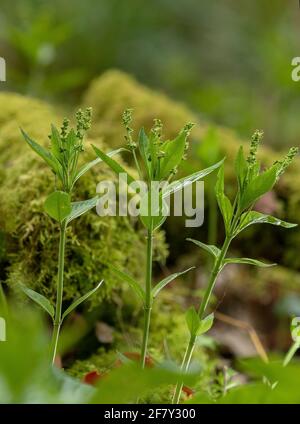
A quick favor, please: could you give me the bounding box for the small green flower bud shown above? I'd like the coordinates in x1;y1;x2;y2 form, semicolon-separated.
61;118;70;141
183;122;195;137
122;109;135;149
76;108;92;141
275;147;299;178
247;130;263;165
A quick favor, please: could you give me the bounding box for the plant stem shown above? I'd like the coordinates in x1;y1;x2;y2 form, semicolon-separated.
283;341;300;367
140;224;153;368
198;235;232;319
208;180;217;247
50;221;67;364
172;336;196;403
172;235;232;404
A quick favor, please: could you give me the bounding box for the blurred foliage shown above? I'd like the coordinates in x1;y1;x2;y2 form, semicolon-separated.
1;0;300;147
190;357;300;404
0;307;94;403
2;304;300;404
0;306;198;403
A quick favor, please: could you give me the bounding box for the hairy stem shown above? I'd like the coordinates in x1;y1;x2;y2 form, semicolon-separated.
172;235;232;404
50;221;67;364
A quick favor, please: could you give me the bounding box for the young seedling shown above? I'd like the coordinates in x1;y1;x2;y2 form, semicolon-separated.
20;109;123;363
92;110;223;368
172;131;298;403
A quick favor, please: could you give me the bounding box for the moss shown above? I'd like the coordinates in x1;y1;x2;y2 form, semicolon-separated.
82;70;206;148
0;92;61;163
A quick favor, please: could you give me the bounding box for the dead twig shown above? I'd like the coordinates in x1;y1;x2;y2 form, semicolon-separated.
215;311;269;363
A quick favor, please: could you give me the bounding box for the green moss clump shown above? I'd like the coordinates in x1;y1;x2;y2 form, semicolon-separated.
0;151;149;307
82;69;207;148
0;92;61;163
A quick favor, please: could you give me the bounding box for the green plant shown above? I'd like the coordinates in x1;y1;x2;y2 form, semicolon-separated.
173;130;298;403
20;108;124;363
92;109;223;368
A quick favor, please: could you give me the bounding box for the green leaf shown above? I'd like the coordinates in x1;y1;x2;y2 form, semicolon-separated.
185;306;201;336
152;267;195;299
185;307;214;337
44;191;72;223
92;144;136;185
109;265;145;302
237;211;297;234
240;166;277;210
65;129;77;157
21;128;60;174
73;148;126;186
148;132;158;179
235;146;248;189
67;196;98;223
19;285;54;319
215;165;233;233
50;124;62;162
163;159;224;198
138;128;151;179
197;313;214;336
224;257;276;267
62;281;103;322
187;238;220;258
159;130;186;179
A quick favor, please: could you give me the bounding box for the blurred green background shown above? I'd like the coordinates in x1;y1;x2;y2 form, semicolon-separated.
1;0;300;149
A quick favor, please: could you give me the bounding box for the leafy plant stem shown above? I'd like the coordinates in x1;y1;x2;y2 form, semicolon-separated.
172;235;232;403
140;223;153;368
198;234;232;318
50;220;67;364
